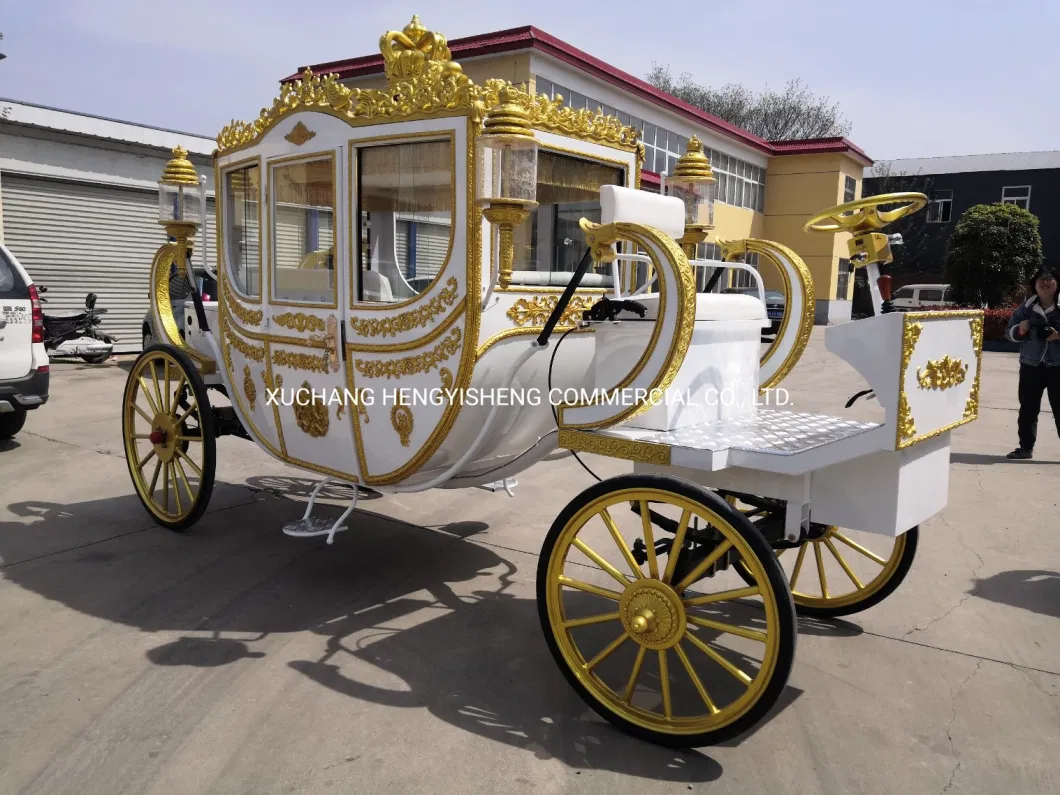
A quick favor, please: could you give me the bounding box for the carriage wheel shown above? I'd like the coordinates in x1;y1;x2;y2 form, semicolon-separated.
725;495;918;618
122;344;216;531
538;474;796;747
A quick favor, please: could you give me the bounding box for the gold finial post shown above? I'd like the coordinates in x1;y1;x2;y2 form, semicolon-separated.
475;85;539;289
667;135;717;258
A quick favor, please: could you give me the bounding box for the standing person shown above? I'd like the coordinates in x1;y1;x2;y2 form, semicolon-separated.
1005;266;1060;459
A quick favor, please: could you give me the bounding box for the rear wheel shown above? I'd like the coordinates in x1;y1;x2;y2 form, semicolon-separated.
122;344;215;531
0;409;27;439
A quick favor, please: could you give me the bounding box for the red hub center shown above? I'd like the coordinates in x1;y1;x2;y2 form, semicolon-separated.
149;428;168;446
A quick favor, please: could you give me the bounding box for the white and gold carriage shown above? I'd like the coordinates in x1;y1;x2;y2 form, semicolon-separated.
122;16;983;747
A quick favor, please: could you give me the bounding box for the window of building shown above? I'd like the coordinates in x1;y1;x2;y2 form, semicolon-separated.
356;139;453;303
270;156;335;304
927;189;953;223
223;162;261;298
532;75;767;213
844;176;857;204
1001;185;1031;211
835;258;851;299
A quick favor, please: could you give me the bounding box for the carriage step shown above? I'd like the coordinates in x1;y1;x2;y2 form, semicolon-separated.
282;517;350;539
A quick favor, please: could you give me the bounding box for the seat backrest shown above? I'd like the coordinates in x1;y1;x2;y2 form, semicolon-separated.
362;269;394;302
600;185;685;242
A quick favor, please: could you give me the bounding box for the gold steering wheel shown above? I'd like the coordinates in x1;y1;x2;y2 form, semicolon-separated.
803;192;928;234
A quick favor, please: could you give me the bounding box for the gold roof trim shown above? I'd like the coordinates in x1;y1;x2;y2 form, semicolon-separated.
215;16;642;157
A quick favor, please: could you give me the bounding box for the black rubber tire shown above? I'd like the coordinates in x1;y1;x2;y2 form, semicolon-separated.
537;472;797;748
80;353;110;364
0;409;27;439
122;343;215;532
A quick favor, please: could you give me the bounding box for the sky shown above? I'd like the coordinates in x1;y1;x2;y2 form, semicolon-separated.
1;0;1057;162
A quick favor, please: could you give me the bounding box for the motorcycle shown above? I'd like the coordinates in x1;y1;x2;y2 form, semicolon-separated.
38;287;117;364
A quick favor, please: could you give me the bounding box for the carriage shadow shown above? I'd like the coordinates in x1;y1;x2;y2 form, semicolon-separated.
0;484;820;781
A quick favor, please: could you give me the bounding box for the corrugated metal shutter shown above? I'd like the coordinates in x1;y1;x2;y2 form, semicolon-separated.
274;206;306;268
394;218;449;280
2;175;217;353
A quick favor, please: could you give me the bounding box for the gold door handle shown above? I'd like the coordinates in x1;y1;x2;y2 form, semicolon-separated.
308;316;340;372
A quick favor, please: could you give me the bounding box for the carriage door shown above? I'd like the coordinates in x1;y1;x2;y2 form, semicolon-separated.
265;149;359;481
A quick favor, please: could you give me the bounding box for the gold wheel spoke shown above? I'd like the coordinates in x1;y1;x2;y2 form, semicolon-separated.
563;611;621;629
684;630;753;685
814;541;829;599
163;360;171;414
688;616;768;643
639;501;659;579
132;433;153;440
150;364;165;415
162;462;171;513
584;633;628;671
572;538;632;588
683;585;759;607
658;650;672;719
175;448;203;478
600;508;643;579
173;457;196;505
662;509;692;584
176;435;202;443
171;463;183;515
674;642;719;714
147;459;162;496
623;645;647;704
824;537;863;590
790;543;807;590
133;403;154;424
174;401;198;427
832;531;888;565
138;377;161;416
557;575;622;601
674;539;734;593
170;377;186;419
137;449;156;470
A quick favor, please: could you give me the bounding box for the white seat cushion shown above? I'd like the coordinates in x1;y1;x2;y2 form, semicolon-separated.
619;292;766;322
600;185;685;242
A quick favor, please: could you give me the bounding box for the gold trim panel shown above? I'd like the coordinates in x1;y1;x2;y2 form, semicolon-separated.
916;355;967;391
506;295;597;327
285;121;317;146
272;349;330;373
350;277;460;337
354;327;462;379
274;312;325;333
557;429;671;466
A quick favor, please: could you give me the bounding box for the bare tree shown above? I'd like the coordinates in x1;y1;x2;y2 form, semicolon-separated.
646;65;851;141
862;161;936;276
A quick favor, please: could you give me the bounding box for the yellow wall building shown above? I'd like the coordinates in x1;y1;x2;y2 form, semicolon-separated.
292;24;872;324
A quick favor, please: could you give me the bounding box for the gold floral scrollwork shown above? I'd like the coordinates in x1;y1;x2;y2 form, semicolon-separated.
506;295;597;327
896;321;923;444
293;380;329;438
284;121;316;146
557;429;670;466
243;365;257;410
274;312;326;333
391;404;414;447
227;299;263;326
917;355;968;391
354;327;462;379
349;277;459;338
272;349;330;374
965;316;984;420
336;403;345;420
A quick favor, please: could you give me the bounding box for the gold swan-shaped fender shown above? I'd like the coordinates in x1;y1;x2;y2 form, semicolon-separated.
148;240;216;373
556;219;698;431
719;238;815;392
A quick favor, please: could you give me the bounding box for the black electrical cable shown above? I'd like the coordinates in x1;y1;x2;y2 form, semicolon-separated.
548;324;602;483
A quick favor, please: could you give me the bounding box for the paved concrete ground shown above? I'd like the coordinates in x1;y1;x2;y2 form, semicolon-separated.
0;333;1058;795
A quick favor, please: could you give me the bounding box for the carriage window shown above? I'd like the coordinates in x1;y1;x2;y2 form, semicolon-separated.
356;140;453;303
510;151;624;286
271;156;336;304
223;163;261;297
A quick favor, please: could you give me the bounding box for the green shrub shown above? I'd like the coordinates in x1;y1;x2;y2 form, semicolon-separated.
944;203;1042;308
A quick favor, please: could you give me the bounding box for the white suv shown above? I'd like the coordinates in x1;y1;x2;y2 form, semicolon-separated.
0;242;50;439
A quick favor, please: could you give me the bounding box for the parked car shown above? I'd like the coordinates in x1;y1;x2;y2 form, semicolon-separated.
142;266;217;350
723;286;786;335
0;242;49;439
891;283;955;311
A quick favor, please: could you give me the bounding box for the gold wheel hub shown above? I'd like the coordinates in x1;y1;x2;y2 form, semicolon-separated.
619;580;686;650
150;412;179;463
